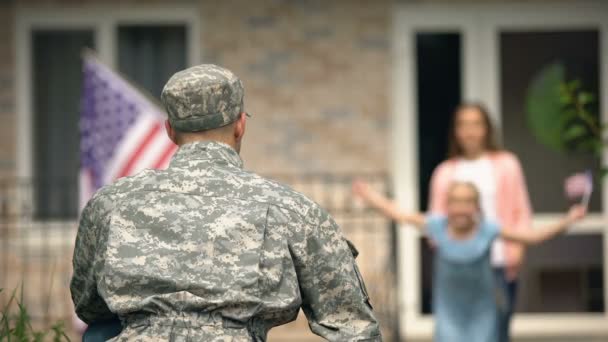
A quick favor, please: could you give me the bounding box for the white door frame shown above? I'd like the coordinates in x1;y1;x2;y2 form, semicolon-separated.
392;1;608;339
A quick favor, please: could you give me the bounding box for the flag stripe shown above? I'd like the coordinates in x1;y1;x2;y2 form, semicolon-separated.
154;143;178;169
103;117;158;184
127;129;173;176
79;169;95;209
117;122;163;178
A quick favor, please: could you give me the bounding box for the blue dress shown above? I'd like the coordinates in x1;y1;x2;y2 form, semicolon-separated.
426;215;500;342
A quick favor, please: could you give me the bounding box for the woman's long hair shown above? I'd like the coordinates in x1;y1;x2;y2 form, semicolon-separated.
447;102;502;158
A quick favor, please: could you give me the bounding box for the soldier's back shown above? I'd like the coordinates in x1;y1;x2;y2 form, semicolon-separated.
91;141;321;341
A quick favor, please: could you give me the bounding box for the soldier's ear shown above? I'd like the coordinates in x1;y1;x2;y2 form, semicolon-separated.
165;120;178;145
234;112;247;141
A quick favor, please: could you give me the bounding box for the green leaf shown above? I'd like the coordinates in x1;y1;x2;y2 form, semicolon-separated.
567;79;582;92
559;93;572;104
578;92;595;105
526;62;567;152
600;166;608;179
591;140;603;155
563;124;587;141
574;138;602;154
562;108;578;120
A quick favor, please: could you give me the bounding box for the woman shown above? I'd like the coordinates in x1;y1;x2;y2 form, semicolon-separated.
428;102;532;342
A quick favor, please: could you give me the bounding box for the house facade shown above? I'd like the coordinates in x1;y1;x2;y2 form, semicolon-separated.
1;0;607;340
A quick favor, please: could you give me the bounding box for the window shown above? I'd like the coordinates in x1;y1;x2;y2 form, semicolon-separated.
518;234;603;313
118;25;187;99
416;32;462;212
32;30;93;219
17;8;199;220
500;30;603;313
501;30;601;213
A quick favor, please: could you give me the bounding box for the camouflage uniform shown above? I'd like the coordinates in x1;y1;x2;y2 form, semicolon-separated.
71;65;381;341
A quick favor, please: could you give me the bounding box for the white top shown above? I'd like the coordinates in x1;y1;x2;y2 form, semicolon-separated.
452;156;505;267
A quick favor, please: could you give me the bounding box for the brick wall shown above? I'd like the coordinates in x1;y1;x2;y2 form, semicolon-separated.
1;0;391;178
199;0;391;175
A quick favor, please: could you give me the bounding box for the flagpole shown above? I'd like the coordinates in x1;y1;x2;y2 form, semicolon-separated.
581;170;593;207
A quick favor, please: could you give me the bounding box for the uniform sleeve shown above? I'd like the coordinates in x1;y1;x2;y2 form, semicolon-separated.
292;207;382;341
70;197;115;324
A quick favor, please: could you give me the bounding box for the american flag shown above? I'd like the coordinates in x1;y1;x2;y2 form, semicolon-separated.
564;170;593;207
79;53;177;207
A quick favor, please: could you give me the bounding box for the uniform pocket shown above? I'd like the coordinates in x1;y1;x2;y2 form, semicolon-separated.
346;239;372;309
345;239;360;259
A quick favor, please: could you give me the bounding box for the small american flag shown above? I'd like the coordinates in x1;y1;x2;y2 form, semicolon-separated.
564;170;593;207
79;52;177;208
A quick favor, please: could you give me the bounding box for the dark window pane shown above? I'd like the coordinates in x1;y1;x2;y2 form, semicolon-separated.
500;30;601;212
32;30;94;219
420;237;435;315
415;32;462;314
118;25;187;100
517;234;604;313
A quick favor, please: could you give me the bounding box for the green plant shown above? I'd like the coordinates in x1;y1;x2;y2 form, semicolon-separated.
0;287;71;341
526;62;604;173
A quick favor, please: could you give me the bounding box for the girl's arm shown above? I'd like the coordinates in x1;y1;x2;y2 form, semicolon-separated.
352;179;426;230
500;204;587;245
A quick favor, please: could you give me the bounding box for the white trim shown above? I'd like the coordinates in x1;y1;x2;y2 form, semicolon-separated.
14;5;201;221
462;22;480;102
600;18;608;322
393;1;608;340
532;214;606;234
15;10;32;180
404;314;608;339
392;9;421;331
98;18;114;68
478;16;502;130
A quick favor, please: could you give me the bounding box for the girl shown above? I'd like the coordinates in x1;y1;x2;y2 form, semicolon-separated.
352;180;586;342
429;103;532;342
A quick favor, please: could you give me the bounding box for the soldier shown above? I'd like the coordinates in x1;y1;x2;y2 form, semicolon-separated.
70;64;381;341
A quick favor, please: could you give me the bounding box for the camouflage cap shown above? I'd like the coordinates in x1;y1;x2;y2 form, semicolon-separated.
161;64;244;132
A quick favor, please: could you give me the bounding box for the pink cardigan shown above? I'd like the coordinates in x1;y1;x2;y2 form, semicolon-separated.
429;151;532;278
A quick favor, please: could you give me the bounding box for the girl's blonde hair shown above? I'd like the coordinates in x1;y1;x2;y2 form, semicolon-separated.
447;181;481;206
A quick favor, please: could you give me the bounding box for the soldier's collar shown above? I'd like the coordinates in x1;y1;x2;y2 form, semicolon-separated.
170;140;244;169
